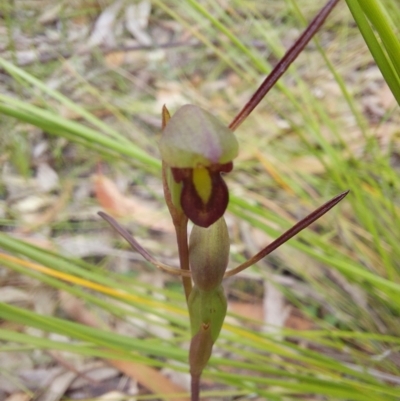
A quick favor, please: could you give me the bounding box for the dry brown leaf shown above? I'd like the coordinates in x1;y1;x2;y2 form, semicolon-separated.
88;0;124;48
36;370;77;401
155;82;189;112
59;292;189;401
229;299;314;331
12;195;57;215
36;163;59;192
19;181;72;234
68;362;119;390
38;3;62;25
93;174;173;232
112;360;188;401
104;51;126;68
285;310;315;331
125;1;152;46
229;301;263;321
0;287;30;304
104;50;149;68
93;174;137;217
4;393;31;401
59;292;102;328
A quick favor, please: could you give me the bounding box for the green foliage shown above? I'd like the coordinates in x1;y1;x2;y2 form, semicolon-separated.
346;0;400;105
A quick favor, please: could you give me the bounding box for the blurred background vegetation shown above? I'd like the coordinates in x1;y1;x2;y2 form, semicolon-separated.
0;0;399;400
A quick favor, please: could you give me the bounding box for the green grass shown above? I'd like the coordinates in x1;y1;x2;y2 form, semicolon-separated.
0;0;400;399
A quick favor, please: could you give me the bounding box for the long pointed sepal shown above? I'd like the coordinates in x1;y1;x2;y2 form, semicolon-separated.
98;212;191;277
225;190;349;277
229;0;341;131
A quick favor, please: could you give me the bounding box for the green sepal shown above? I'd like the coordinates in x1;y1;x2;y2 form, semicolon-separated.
165;165;183;213
189;325;213;377
188;285;227;342
161;106;187;227
159;105;238;168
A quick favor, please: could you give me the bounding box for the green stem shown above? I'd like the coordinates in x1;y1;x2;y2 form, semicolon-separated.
175;221;192;302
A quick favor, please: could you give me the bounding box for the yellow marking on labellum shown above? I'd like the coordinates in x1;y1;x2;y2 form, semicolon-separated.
193;167;212;205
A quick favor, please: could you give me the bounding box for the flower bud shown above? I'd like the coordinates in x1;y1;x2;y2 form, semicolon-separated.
189;217;230;291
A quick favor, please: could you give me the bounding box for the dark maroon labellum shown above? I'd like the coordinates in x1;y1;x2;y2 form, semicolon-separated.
171;162;233;228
